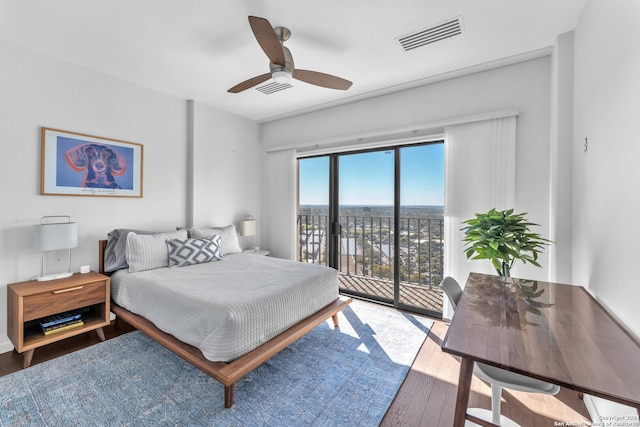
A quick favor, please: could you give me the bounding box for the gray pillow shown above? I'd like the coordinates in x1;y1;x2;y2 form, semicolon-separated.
104;229;156;272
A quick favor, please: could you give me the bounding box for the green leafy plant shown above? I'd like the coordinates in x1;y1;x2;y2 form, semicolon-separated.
461;208;551;277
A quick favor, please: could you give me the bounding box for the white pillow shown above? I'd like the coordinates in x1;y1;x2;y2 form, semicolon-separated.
189;225;242;255
126;229;189;273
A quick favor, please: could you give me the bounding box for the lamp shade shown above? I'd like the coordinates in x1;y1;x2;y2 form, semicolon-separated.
239;219;256;237
33;222;78;251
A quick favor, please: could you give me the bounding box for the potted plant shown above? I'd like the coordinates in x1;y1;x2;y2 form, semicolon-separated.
461;208;551;277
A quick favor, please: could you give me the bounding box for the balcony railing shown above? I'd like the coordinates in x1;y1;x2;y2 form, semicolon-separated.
297;214;444;289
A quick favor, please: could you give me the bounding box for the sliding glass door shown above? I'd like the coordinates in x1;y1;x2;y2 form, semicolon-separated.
397;144;444;313
298;156;330;265
337;150;395;303
297;142;444;317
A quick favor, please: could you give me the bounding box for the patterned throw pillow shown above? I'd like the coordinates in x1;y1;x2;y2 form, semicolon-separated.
166;235;224;267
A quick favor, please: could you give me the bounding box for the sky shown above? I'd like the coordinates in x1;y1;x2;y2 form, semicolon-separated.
299;143;444;206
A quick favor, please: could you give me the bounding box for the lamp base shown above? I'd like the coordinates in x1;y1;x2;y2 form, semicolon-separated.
37;271;73;281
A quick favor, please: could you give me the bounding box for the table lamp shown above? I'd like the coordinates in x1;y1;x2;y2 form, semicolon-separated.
33;215;78;281
239;216;256;252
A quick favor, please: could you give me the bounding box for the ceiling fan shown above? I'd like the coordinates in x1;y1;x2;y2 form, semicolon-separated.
228;16;353;93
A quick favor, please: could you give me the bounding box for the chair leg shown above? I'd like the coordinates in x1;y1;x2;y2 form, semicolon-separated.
491;383;503;425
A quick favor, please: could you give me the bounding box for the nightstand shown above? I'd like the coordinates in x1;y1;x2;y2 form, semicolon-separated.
7;271;110;368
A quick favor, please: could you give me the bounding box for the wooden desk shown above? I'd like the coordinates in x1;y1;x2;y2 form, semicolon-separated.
442;273;640;427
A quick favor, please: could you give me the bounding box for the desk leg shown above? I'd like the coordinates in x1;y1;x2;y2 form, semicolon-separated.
453;357;474;427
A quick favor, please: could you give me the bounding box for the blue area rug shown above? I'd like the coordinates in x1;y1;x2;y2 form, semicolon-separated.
0;300;432;426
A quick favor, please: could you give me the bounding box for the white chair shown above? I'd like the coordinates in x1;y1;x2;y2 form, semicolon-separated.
441;276;561;427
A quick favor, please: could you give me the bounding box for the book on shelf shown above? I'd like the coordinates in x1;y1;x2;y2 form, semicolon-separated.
42;320;84;335
41;318;83;332
39;311;82;329
38;307;89;330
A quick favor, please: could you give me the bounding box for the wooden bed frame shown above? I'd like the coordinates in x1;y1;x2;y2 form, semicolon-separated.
98;239;351;408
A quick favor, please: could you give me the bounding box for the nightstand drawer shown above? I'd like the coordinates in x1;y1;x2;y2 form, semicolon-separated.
23;280;106;321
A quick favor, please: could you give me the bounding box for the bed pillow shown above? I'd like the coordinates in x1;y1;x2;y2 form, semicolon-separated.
126;229;189;273
189;225;242;255
104;228;157;272
166;235;224;267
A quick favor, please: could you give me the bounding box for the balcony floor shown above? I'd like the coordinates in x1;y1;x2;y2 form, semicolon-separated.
338;273;443;314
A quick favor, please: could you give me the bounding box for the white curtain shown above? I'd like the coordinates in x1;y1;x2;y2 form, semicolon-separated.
443;115;517;306
263;149;297;260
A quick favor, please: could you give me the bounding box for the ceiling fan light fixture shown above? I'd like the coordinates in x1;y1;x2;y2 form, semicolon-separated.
272;69;292;84
228;16;352;93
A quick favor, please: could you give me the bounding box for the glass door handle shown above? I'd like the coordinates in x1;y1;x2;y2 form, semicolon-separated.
331;222;342;236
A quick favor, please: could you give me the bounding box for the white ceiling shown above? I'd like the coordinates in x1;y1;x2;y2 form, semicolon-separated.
0;1;586;122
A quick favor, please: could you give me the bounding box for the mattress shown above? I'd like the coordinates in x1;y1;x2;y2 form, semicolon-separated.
110;253;338;362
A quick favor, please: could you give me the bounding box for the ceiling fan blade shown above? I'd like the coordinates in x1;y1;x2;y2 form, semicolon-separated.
293;70;352;90
248;16;285;67
227;73;272;93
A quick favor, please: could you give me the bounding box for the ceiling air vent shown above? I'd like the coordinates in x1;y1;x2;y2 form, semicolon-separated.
398;16;463;52
255;81;293;94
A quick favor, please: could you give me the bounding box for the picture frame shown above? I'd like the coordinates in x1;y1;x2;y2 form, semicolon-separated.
41;127;144;198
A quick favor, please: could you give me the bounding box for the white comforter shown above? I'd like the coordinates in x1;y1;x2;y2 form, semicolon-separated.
110;253;338;362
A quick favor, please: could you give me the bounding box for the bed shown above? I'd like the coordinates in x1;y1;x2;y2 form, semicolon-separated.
98;227;351;408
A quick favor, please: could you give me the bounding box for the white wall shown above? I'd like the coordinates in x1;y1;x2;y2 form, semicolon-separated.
190;101;261;241
0;39;262;352
262;57;552;282
548;32;574;285
573;0;640;339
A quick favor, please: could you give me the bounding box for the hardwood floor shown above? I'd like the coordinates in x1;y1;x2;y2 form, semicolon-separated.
0;317;590;426
381;321;591;426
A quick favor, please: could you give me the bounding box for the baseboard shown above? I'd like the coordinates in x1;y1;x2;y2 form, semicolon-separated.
0;336;14;354
583;394;639;425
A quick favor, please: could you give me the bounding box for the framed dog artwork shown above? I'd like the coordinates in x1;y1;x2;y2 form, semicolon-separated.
40;128;143;197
